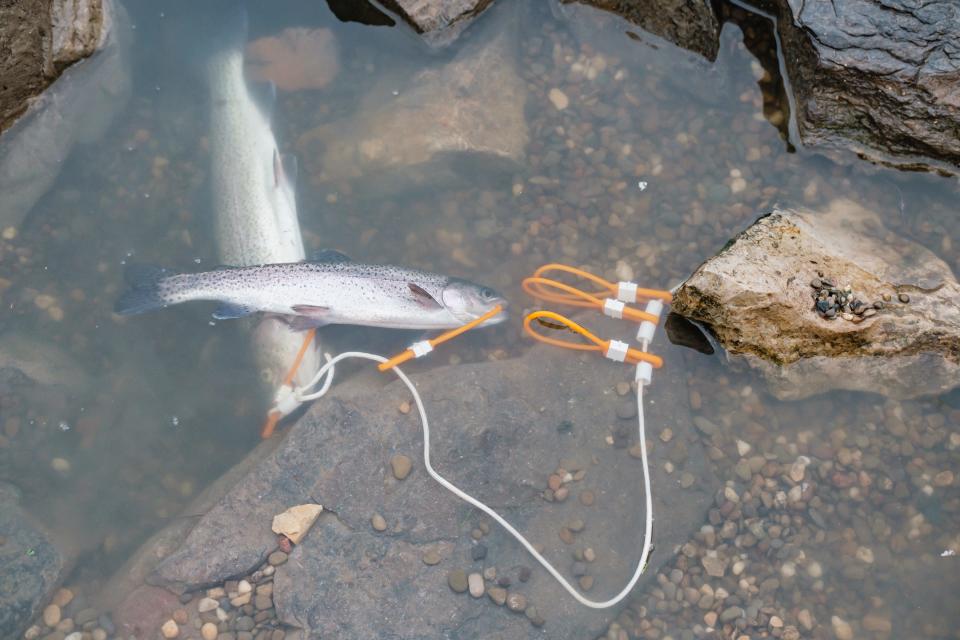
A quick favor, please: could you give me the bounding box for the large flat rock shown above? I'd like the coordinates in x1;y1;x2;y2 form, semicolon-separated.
297;11;526;196
137;330;712;638
673;199;960;400
754;0;960;172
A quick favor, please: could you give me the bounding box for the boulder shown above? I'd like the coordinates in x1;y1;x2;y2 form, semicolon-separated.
0;0;105;131
560;0;721;61
673;199;960;400
297;10;526;196
0;483;64;639
110;328;711;639
751;0;960;172
378;0;496;47
0;0;131;230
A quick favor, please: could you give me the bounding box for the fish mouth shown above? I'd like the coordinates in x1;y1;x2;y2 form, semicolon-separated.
477;298;509;326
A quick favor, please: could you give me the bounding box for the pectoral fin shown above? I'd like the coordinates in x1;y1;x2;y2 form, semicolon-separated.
212;302;257;320
408;283;442;309
289;304;332;331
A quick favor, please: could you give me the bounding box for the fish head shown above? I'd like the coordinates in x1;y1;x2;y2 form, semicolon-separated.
441;278;508;326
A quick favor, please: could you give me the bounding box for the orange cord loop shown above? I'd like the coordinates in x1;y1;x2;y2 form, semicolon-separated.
523;311;663;368
524;263;672;308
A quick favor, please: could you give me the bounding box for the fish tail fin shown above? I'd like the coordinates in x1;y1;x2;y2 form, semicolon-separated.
162;1;248;80
114;264;177;316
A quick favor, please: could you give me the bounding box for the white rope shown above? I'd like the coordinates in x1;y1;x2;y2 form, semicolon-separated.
290;350;654;609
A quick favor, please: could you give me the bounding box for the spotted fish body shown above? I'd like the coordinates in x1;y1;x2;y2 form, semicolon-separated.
115;256;507;331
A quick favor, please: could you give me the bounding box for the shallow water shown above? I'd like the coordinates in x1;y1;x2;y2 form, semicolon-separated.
1;0;958;638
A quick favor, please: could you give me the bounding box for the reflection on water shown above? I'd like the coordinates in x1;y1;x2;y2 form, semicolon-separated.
0;0;957;637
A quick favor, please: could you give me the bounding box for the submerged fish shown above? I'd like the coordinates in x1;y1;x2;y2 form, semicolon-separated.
115;250;507;330
195;6;319;391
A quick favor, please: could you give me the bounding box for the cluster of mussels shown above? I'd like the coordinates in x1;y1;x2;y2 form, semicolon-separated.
810;274;889;322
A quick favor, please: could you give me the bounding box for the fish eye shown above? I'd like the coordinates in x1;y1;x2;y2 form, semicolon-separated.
480;287;495;299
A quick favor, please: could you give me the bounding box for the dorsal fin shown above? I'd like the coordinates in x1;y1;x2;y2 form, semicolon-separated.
308;249;352;263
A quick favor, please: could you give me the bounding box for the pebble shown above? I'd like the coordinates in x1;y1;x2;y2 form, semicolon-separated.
92;630;107;640
64;634;81;640
735;440;751;457
584;547;596;562
422;549;441;565
471;543;487;561
693;416;718;436
559;527;575;544
43;605;61;627
50;458;71;474
201;622;219;640
798;609;814;630
268;551;288;566
487;586;507;606
161;619;179;638
51;588;74;608
198;597;219;613
172;609;188;624
862;612;892;632
704;612;718;627
525;606;545;627
567;518;585;532
770;616;784;628
548;88;569;110
831;615;854;640
235;616;255;631
507;593;527;612
578;575;594;591
448;569;468;593
579;490;595;506
398;400;411;414
615;381;631;396
390;454;412;480
898;292;910;303
371;513;387;531
720;606;744;623
468;573;485;598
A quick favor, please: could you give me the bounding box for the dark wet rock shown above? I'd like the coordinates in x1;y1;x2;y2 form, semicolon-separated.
0;0;131;229
297;7;526;197
326;0;396;27
378;0;495;47
752;0;960;172
561;0;721;60
673;199;960;400
0;483;64;639
0;0;105;131
128;326;712;639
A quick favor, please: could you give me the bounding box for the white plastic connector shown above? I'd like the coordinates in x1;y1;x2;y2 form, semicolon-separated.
603;298;625;319
273;384;302;417
410;340;434;358
617;281;638;303
635;361;653;386
636;299;665;344
605;339;629;362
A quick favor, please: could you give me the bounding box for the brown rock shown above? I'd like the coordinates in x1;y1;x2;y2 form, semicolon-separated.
674;200;960;399
246;28;339;92
378;0;494;47
390;454;413;480
271;504;323;545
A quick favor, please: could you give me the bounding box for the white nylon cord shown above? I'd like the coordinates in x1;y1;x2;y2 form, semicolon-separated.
291;350;654;609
